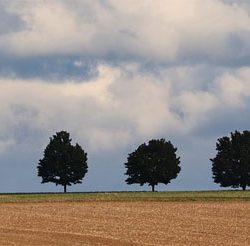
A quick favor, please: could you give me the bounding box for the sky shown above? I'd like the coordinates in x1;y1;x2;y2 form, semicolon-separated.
0;0;250;192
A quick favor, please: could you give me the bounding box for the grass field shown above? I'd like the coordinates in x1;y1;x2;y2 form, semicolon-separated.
0;190;249;203
0;191;249;245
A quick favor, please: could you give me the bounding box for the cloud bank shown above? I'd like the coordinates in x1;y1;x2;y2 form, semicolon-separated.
1;0;250;64
1;64;250;152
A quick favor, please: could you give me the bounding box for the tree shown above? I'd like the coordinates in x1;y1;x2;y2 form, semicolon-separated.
124;139;181;192
37;131;88;192
211;130;250;190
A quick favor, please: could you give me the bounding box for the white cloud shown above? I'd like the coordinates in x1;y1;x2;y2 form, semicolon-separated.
173;91;218;131
0;63;250;154
1;0;250;62
215;67;250;106
0;1;86;55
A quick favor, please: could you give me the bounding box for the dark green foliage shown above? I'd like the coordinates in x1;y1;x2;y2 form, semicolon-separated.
37;131;88;192
125;139;181;191
211;130;250;190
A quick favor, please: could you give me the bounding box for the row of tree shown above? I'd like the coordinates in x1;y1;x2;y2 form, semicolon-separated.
37;130;250;192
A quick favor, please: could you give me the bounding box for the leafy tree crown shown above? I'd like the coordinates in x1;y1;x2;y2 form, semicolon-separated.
211;130;250;190
125;138;181;191
37;131;88;192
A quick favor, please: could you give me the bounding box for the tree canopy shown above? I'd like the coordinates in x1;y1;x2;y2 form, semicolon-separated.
37;131;88;192
124;139;181;191
211;130;250;190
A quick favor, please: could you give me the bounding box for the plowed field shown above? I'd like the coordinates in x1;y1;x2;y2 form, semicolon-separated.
0;201;249;245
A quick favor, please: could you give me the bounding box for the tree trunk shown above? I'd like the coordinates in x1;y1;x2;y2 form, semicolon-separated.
151;184;155;192
241;184;246;191
64;184;67;193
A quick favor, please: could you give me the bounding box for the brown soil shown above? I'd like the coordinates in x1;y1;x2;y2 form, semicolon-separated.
0;201;249;245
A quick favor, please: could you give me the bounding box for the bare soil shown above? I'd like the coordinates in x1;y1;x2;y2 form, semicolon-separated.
0;201;249;245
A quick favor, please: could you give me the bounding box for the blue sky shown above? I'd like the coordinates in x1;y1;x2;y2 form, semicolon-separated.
0;0;250;192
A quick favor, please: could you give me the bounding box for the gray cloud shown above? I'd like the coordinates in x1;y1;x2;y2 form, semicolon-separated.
0;1;25;35
0;0;250;66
